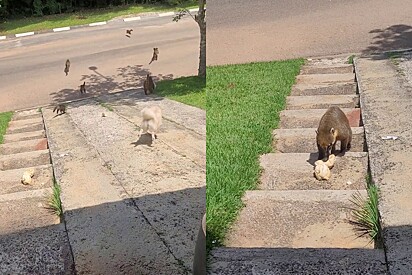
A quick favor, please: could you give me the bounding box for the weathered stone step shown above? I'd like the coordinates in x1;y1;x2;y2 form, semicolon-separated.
286;95;360;110
291;82;357;96
273;127;365;153
296;73;355;85
0;138;48;155
300;64;354;75
0;196;73;274
259;152;368;190
2;130;46;144
0;150;50;171
225;190;372;249
11;110;42;121
280;108;361;128
209;247;387;275
0;193;56;234
6;119;44;134
0;164;53;195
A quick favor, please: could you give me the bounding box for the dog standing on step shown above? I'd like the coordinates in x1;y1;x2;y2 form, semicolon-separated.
138;105;162;144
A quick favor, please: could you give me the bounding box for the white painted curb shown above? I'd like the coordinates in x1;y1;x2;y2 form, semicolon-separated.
53;26;70;32
158;11;175;17
15;32;35;38
123;16;141;22
0;36;6;40
89;21;107;26
189;8;199;13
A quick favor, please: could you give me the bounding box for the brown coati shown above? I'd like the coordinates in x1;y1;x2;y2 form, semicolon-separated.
316;106;352;161
80;81;86;94
53;104;66;115
64;59;70;76
149;48;159;65
143;74;155;95
126;29;133;35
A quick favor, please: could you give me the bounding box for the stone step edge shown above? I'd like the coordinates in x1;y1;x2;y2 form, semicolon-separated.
0;187;52;203
0;149;50;159
243;190;367;203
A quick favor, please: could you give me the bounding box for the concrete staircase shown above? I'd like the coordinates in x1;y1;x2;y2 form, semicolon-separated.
0;109;73;274
209;57;387;274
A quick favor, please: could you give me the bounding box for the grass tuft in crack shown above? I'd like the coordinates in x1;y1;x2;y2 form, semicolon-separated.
348;184;381;243
47;179;63;218
0;112;13;144
347;55;356;65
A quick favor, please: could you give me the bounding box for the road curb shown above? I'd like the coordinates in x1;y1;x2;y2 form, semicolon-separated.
1;8;202;41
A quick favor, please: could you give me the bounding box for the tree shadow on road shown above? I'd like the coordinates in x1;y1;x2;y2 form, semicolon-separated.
50;64;174;103
362;24;412;58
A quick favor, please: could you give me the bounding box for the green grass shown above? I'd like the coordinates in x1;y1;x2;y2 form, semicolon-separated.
156;75;206;109
99;101;114;112
206;59;304;251
348;183;381;243
48;179;63;217
0;2;197;35
0;112;13;144
347;55;355;65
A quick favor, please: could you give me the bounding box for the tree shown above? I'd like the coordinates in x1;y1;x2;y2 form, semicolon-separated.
173;0;206;78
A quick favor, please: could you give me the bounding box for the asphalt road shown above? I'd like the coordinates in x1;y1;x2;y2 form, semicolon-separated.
207;0;412;65
0;16;199;112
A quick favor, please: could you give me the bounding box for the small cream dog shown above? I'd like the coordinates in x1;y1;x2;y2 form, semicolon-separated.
138;105;162;143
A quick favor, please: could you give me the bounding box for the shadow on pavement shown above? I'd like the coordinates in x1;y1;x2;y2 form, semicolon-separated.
0;186;205;274
50;64;174;103
362;24;412;58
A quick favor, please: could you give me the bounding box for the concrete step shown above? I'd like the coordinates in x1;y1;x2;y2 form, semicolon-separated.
6;119;44;135
296;73;355;85
0;150;50;171
11;110;42;121
0;164;53;195
0;191;56;235
259;152;368;190
279;108;361;128
0;138;48;155
0;195;73;274
225;190;372;249
291;82;357;96
286;95;360;110
300;64;354;75
209;247;387;275
273;127;365;153
2;130;46;144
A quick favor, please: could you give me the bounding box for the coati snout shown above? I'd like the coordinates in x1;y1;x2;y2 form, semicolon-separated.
316;106;352;161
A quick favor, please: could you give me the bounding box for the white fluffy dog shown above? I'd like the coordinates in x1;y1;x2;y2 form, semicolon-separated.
138;105;162;143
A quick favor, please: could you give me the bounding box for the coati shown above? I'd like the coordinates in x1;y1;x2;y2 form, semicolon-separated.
126;29;133;35
149;48;159;65
143;74;155;95
64;59;70;76
53;104;66;115
138;105;162;143
80;81;86;94
316;106;352;161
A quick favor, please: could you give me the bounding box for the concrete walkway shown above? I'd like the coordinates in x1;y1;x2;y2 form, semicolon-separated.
42;91;205;274
355;53;412;275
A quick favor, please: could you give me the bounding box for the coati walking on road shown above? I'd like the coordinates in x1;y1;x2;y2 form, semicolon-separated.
316;106;352;161
149;48;159;65
143;74;155;95
64;59;70;76
80;81;86;94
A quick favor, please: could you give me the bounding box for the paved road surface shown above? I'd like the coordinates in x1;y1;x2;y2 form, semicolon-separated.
0;16;199;112
207;0;412;65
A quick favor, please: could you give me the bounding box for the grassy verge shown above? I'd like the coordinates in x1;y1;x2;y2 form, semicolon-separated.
206;59;304;251
0;112;13;144
156;75;206;110
0;2;197;35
